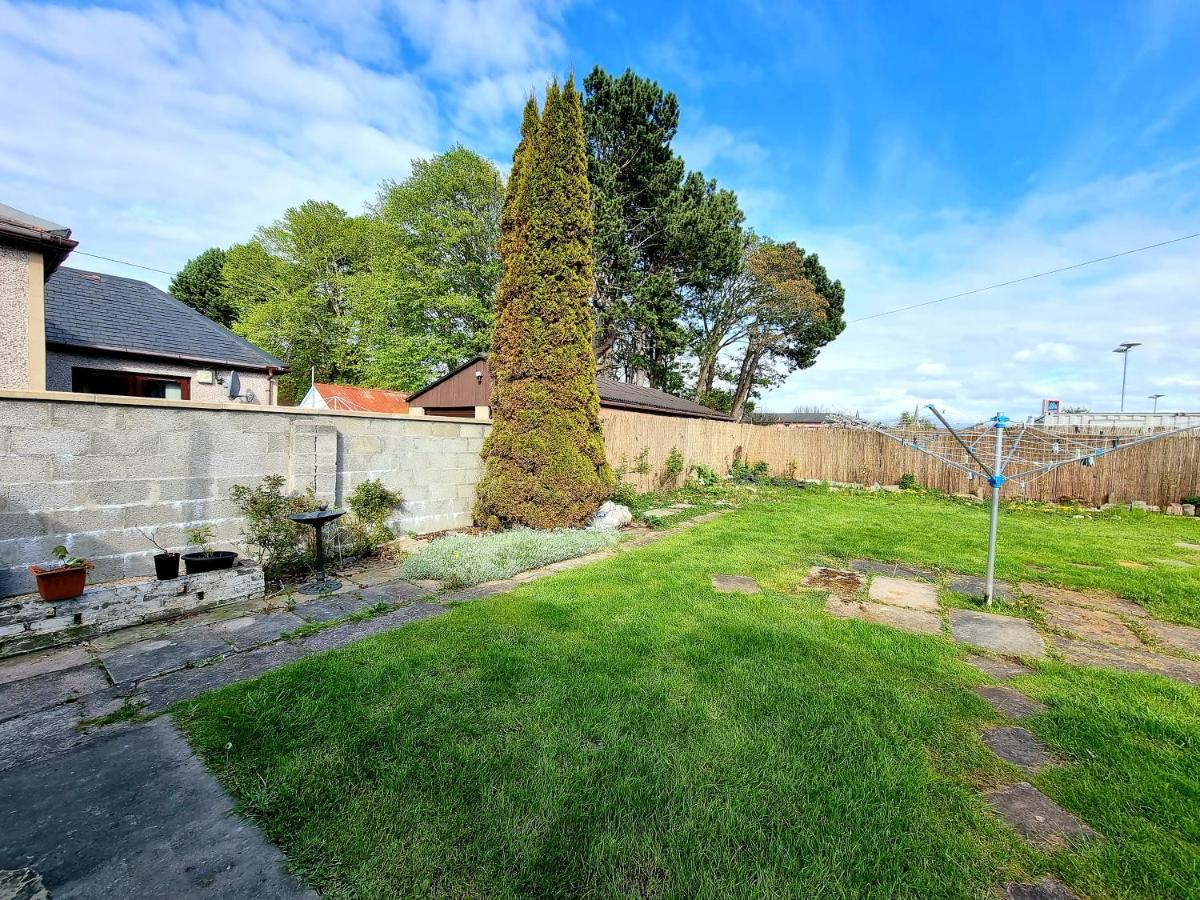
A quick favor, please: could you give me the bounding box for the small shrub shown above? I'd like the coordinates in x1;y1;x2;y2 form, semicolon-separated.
399;528;618;587
610;481;638;508
186;525;215;555
1183;495;1200;507
230;475;320;580
664;447;684;479
344;479;404;556
898;473;918;491
730;454;770;484
632;447;651;476
692;464;718;486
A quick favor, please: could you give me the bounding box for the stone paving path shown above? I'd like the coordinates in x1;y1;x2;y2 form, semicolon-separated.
0;507;729;899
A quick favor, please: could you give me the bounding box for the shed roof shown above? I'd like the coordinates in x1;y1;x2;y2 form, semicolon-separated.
0;202;78;274
750;412;835;425
45;267;286;371
313;383;410;413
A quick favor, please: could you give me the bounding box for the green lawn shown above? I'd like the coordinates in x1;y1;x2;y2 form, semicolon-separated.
176;488;1200;898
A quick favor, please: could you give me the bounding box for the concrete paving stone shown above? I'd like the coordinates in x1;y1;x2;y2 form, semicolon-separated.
293;594;376;623
298;603;444;653
1139;618;1200;655
668;503;695;509
0;704;89;776
1041;603;1142;648
1175;541;1200;551
213;611;306;650
441;579;520;601
1153;558;1194;568
642;507;676;518
1068;562;1102;570
950;609;1046;658
136;641;311;713
0;662;110;724
948;574;1015;601
0;867;49;900
982;726;1055;772
100;630;232;685
801;567;865;596
986;781;1097;850
1017;583;1148;619
0;718;316;899
974;686;1047;719
1004;878;1079;899
1052;635;1200;686
358;580;435;603
964;654;1031;680
868;576;939;611
849;559;937;581
0;646;94;687
825;596;941;636
710;574;761;594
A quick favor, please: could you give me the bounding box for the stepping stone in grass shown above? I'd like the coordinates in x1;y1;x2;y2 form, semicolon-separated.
711;574;760;594
825;596;941;635
1176;542;1200;551
1068;562;1102;570
986;781;1097;850
642;507;677;518
948;574;1015;601
1140;618;1200;655
1041;603;1142;649
868;576;939;611
964;654;1031;680
1052;635;1200;686
1153;558;1193;568
1018;584;1148;619
850;559;937;581
1117;560;1149;570
974;686;1047;719
668;502;695;509
801;566;865;596
982;726;1054;772
1004;878;1079;899
950;609;1046;658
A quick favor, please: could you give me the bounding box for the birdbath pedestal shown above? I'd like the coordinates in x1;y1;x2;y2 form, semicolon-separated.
288;508;346;595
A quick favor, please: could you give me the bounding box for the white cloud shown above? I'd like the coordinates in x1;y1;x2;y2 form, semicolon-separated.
915;362;947;376
1012;343;1078;363
674;123;767;172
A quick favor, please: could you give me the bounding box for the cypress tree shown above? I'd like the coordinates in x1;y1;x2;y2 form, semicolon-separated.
475;78;613;529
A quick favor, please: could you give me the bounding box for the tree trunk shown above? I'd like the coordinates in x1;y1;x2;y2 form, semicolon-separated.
730;345;763;422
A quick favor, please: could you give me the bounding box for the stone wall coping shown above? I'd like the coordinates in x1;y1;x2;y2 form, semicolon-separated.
0;388;493;427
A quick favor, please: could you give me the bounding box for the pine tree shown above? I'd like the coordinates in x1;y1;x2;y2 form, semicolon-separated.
475;78;613;529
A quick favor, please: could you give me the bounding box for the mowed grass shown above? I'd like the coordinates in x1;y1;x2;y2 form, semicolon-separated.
175;489;1200;898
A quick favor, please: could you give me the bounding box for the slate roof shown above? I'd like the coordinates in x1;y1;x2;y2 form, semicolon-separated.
596;377;732;420
44;267;286;371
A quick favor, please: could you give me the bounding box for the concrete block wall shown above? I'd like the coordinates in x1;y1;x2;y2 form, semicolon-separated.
0;391;489;598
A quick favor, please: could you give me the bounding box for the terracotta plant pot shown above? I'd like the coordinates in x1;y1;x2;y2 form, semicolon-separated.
182;551;237;575
154;552;181;580
29;561;93;602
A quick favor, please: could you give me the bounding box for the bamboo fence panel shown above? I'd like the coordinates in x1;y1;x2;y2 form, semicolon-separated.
600;410;1200;506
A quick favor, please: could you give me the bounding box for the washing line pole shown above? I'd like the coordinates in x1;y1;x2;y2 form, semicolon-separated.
984;416;1008;605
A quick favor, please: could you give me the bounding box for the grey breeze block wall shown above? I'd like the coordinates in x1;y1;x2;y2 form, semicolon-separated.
0;391;489;598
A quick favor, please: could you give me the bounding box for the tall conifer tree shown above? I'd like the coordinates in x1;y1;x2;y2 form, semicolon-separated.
476;78;612;529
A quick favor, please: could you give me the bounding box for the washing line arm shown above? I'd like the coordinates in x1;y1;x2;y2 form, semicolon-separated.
925;405;993;476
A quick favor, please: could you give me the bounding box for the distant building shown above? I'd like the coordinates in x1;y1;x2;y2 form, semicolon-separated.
0;202;285;404
298;383;410;414
749;411;836;428
407;354;731;421
1035;411;1200;430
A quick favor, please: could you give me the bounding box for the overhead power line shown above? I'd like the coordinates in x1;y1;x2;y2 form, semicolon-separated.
71;250;177;277
851;230;1200;324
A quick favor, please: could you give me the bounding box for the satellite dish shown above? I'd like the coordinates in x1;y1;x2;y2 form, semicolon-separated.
227;370;241;399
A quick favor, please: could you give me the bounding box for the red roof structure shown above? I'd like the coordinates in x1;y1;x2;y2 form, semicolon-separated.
310;383;410;414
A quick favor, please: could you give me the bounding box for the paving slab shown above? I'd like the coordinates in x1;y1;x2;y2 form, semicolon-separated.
974;686;1046;719
1153;558;1193;568
964;654;1031;680
711;574;761;594
642;507;676;518
825;596;941;636
948;574;1015;601
849;559;937;581
1052;635;1200;685
0;663;110;724
99;630;232;685
1041;603;1142;648
1139;618;1200;655
0;717;315;899
986;781;1097;850
1017;583;1148;619
801;566;865;596
0;647;94;687
0;867;49;900
868;576;939;611
982;726;1055;772
358;580;434;603
293;594;377;623
1175;541;1200;551
212;611;306;650
950;609;1046;658
1004;878;1078;900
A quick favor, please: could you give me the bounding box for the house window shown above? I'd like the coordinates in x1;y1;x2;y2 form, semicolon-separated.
72;367;191;400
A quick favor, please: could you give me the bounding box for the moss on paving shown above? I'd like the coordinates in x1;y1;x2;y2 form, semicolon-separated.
175;487;1200;898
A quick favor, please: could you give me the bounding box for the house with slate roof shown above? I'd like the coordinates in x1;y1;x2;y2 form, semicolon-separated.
0;203;285;404
407;354;731;421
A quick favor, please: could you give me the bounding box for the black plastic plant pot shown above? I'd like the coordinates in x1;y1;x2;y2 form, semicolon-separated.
153;552;181;581
182;551;237;575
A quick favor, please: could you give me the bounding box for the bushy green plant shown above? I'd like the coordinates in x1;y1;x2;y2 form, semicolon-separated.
344;479;404;556
399;528;618;587
230;475;320;579
898;473;918;491
692;464;718;486
1183;495;1200;507
51;544;87;568
664;447;684;478
609;480;638;508
632;447;651;476
186;525;215;555
730;454;770;484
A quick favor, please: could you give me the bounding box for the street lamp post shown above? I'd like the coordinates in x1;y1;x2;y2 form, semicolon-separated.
1112;342;1141;412
1148;393;1165;413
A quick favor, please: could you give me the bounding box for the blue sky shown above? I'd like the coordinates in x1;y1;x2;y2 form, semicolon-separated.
2;0;1198;419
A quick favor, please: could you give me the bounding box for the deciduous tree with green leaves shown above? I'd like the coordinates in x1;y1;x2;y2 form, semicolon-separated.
476;79;613;530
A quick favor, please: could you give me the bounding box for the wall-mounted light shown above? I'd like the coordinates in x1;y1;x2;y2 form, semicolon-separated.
475;369;483;384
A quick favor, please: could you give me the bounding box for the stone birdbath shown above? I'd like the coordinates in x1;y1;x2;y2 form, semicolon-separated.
288;506;346;595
